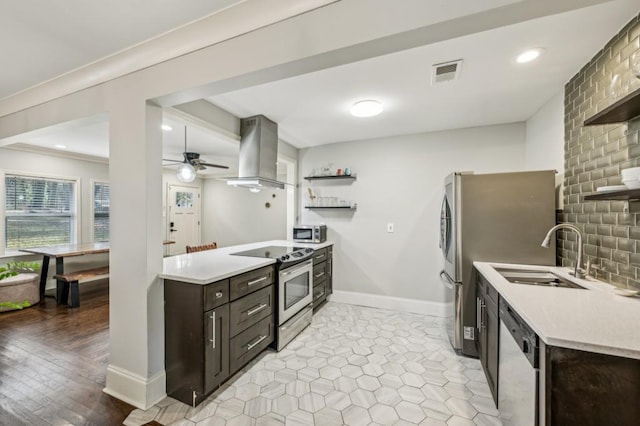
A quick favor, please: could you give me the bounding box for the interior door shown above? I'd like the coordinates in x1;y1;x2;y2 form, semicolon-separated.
168;184;201;255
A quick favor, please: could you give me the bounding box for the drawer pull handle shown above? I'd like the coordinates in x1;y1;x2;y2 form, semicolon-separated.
209;312;216;349
248;276;267;286
215;291;223;299
316;291;325;298
247;335;267;351
314;272;325;279
247;303;268;316
315;254;325;260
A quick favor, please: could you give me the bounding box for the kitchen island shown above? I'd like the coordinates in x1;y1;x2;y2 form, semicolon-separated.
161;239;333;284
161;239;333;406
474;262;640;425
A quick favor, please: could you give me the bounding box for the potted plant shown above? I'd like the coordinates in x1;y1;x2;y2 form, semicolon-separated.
0;261;41;312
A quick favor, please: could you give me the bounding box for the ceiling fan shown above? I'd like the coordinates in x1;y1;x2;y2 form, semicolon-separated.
163;126;228;182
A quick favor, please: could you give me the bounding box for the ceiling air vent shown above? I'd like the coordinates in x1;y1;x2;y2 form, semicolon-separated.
432;59;463;85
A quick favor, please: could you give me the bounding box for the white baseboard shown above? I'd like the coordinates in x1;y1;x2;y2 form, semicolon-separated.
330;290;450;317
104;365;166;410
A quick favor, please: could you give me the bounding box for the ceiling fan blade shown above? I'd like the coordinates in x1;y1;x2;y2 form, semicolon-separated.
200;161;229;169
163;158;184;164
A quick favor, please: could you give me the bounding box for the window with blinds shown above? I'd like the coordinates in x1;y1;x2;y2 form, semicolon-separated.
93;181;110;242
4;174;76;250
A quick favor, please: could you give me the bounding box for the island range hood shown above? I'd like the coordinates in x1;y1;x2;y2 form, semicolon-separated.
225;115;287;191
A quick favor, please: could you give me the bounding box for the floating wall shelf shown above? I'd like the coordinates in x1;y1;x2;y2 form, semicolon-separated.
583;87;640;126
304;175;357;181
305;206;357;210
584;188;640;212
584;188;640;201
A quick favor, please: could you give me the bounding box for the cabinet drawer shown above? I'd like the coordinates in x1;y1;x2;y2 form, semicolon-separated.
313;261;328;284
312;248;328;265
477;275;498;309
204;279;230;311
313;281;327;303
229;285;274;337
230;266;274;301
486;282;499;308
229;316;274;374
313;281;327;312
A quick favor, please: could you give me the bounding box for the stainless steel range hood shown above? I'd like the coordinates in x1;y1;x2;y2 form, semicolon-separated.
225;115;287;190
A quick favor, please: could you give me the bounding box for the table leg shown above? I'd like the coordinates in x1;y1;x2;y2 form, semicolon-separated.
55;258;64;301
39;255;50;298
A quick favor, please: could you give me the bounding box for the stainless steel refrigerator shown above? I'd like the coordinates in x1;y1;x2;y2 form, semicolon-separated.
440;170;556;357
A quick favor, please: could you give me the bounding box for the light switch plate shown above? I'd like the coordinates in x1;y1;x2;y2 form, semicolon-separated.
387;223;394;233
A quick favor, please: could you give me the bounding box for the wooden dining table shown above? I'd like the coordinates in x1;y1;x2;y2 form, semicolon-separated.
20;242;110;297
21;240;176;297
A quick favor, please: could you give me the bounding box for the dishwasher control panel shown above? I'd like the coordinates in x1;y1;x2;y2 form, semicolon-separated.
499;298;539;368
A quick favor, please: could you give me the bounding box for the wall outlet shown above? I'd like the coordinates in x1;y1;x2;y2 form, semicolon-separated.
387;223;394;233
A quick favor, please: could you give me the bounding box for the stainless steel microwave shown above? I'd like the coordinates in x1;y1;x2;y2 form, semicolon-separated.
293;225;327;243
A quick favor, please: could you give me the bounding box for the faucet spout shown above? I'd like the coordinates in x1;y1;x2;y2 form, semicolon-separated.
541;223;585;279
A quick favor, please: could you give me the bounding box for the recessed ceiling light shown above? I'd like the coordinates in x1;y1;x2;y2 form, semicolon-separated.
516;48;545;64
350;100;383;117
161;124;173;131
54;144;67;149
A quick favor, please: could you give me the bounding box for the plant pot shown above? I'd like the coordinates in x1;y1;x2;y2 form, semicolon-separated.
0;273;40;312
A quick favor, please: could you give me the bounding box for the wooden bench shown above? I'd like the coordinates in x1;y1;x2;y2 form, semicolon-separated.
53;266;109;308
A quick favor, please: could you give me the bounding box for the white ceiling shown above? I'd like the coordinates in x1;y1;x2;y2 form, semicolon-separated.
0;0;242;99
207;1;640;147
2;0;639;173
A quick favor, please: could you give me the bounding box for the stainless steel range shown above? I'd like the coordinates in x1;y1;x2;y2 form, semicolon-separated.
232;246;314;350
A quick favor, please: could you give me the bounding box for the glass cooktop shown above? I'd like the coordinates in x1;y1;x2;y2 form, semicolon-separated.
231;245;314;263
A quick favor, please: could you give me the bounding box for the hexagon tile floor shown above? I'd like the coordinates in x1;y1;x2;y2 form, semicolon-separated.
124;302;502;426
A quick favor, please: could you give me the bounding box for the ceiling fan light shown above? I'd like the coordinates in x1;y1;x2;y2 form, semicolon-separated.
176;163;196;183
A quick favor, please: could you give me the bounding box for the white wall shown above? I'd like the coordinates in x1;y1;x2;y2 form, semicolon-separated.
525;91;564;207
201;179;287;247
299;123;527;311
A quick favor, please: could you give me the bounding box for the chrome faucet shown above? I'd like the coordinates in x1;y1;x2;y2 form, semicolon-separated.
541;223;589;279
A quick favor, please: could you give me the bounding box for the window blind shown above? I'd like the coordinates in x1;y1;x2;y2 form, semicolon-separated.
93;182;110;242
4;175;75;250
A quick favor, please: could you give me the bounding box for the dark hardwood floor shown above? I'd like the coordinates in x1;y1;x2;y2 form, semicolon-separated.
0;280;135;425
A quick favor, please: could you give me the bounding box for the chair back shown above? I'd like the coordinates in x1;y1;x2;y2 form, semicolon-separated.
186;242;218;253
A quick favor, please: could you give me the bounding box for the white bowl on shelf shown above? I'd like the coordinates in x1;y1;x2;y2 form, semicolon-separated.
621;167;640;180
622;178;640;189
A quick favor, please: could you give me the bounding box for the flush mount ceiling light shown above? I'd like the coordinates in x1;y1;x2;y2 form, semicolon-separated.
350;100;383;117
516;48;545;64
161;124;173;131
54;144;67;149
176;163;196;183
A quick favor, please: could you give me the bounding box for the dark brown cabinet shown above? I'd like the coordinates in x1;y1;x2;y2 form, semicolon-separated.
543;345;640;425
312;245;332;312
476;273;499;405
204;304;229;395
165;265;275;406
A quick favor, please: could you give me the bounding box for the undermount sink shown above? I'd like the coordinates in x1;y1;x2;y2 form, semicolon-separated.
494;268;587;290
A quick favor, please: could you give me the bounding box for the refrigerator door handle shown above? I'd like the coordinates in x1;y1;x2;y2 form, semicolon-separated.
439;270;455;290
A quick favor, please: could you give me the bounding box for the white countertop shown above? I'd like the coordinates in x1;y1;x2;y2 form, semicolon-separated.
474;261;640;360
161;240;333;285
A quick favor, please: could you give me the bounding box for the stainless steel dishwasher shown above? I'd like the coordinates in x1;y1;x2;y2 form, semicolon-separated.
498;298;539;425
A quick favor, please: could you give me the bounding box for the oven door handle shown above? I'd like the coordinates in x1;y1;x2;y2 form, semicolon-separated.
280;260;313;276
